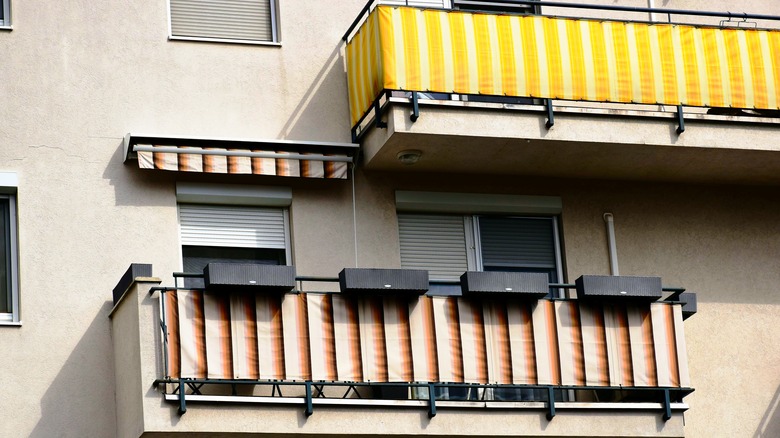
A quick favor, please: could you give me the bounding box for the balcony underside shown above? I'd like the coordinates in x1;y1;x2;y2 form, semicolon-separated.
361;102;780;184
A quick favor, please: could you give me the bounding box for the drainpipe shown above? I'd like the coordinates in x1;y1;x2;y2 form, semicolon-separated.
603;213;619;276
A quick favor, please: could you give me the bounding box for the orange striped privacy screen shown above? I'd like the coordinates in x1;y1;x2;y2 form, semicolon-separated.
163;290;690;388
346;5;780;126
136;145;349;179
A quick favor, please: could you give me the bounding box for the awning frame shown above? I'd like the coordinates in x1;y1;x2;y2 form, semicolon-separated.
123;133;359;164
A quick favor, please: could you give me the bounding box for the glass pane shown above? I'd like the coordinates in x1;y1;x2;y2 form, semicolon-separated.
0;201;8;313
181;246;285;288
479;217;556;269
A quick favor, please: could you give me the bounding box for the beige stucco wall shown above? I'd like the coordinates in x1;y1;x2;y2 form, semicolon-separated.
0;1;778;438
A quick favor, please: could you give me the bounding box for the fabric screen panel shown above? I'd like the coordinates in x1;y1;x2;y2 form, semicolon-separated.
170;0;275;42
346;5;780;126
555;301;586;387
179;204;286;249
281;293;312;381
358;297;389;382
383;296;415;382
162;290;693;389
331;294;364;382
579;303;611;387
409;296;439;382
255;294;286;380
136;145;349;179
230;293;260;379
398;214;469;281
478;216;556;270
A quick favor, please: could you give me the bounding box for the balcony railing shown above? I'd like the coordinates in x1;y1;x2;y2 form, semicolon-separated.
344;1;780;137
154;272;693;419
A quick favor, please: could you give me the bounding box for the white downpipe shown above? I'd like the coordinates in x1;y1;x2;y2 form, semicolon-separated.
603;213;619;276
648;0;657;23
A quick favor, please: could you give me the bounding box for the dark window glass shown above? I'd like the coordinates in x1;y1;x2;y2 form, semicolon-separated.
0;200;9;313
181;245;285;288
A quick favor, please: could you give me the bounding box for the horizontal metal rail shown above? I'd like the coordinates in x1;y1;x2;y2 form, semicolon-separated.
155;378;693;420
344;0;780;42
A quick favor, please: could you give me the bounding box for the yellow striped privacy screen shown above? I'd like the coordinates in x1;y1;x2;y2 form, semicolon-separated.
346;5;780;126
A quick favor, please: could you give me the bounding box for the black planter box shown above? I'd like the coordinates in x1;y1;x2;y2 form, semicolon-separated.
575;275;662;302
113;263;153;305
460;271;549;299
204;263;296;292
678;292;697;319
338;268;428;295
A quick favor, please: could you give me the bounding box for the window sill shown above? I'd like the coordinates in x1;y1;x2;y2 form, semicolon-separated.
168;35;281;47
0;320;22;327
0;26;12;31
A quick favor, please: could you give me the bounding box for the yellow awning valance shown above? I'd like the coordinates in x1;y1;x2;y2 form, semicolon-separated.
347;5;780;126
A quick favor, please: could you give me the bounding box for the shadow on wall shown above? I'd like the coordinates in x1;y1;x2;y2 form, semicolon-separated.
277;46;351;142
755;385;780;437
104;139;178;208
29;302;117;438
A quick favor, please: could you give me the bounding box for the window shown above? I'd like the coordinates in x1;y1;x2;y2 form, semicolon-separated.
0;195;19;324
169;0;279;44
453;0;539;14
0;0;10;27
398;214;562;295
178;204;291;288
381;0;451;7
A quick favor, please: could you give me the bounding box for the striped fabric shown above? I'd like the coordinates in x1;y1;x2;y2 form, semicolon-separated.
163;290;691;388
346;5;780;125
136;144;349;179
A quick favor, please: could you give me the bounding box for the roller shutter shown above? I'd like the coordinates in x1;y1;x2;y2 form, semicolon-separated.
179;204;286;249
398;214;468;281
170;0;275;42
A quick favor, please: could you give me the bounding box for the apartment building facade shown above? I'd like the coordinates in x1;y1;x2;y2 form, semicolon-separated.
1;1;778;437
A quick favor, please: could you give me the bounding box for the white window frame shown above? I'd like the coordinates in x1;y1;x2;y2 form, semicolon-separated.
167;0;281;46
175;183;293;285
396;191;565;296
0;193;20;325
0;0;11;28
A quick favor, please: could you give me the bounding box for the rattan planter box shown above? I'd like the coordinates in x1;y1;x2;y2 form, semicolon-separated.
339;268;428;295
204;263;296;292
460;271;549;298
575;275;662;301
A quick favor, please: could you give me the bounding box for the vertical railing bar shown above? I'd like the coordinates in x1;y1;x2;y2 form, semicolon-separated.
428;383;437;418
304;382;314;417
411;91;420;122
546;386;556;420
178;379;187;415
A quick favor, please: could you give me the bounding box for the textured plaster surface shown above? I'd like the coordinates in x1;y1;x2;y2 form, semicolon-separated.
0;0;778;437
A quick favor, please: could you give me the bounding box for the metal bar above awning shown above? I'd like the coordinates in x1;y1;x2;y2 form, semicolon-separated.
124;134;359;180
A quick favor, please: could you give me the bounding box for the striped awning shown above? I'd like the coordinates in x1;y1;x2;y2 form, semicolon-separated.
124;134;357;180
163;290;690;388
346;5;780;126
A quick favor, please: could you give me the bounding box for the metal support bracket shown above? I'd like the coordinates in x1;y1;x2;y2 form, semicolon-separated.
374;99;387;129
662;389;672;421
411;91;420;122
428;383;437;418
178;379;187;415
546;386;556;421
545;99;555;129
676;105;685;134
304;381;314;417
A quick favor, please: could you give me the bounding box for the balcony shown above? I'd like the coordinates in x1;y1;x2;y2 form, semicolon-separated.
110;264;695;437
344;1;780;183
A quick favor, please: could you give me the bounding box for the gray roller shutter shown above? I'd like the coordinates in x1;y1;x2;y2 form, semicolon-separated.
478;217;556;270
398;214;468;281
179;204;286;249
170;0;275;42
